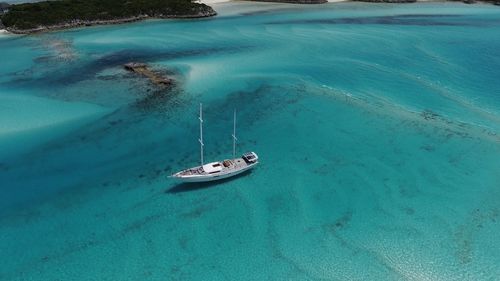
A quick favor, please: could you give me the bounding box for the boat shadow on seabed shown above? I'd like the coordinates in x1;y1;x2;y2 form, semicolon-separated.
166;170;253;194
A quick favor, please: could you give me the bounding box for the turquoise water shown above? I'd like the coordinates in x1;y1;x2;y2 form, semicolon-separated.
1;2;500;280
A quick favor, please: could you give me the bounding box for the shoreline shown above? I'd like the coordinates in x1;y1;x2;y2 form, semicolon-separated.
2;0;499;35
4;11;217;35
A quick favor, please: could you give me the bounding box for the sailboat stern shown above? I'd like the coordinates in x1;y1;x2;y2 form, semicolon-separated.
242;152;259;164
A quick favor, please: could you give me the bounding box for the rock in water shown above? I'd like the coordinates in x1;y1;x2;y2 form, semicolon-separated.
124;62;172;87
124;62;148;71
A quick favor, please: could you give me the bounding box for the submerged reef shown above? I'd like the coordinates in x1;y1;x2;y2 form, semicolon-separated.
122;63;183;113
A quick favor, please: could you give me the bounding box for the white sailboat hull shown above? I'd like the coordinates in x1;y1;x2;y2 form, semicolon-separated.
173;162;257;183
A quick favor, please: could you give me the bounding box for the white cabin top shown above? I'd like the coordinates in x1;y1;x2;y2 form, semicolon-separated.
202;162;223;174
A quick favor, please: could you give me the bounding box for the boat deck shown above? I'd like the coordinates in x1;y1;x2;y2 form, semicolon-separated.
176;157;250;177
171;152;258;182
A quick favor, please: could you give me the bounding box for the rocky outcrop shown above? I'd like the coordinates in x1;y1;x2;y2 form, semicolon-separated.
124;62;173;87
5;9;216;34
6;16;148;34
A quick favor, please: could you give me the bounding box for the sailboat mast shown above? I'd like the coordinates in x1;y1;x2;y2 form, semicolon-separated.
199;103;204;166
232;109;237;159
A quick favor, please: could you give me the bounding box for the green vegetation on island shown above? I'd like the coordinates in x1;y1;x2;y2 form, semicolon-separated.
0;0;216;33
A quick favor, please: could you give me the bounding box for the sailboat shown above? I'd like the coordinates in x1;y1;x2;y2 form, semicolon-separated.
170;103;259;183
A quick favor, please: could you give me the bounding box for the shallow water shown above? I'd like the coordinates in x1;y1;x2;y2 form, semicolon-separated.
1;2;500;280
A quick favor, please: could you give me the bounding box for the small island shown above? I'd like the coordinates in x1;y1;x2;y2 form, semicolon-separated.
0;0;216;34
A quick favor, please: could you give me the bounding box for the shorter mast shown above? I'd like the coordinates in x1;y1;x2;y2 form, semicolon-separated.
232;109;237;158
199;103;204;166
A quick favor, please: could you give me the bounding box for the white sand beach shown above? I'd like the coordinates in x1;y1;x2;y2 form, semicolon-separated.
0;29;12;37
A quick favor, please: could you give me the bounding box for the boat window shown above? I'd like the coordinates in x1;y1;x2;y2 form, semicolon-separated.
213;163;221;167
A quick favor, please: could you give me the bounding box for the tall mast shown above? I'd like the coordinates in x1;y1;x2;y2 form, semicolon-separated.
232;109;237;159
199;103;204;166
